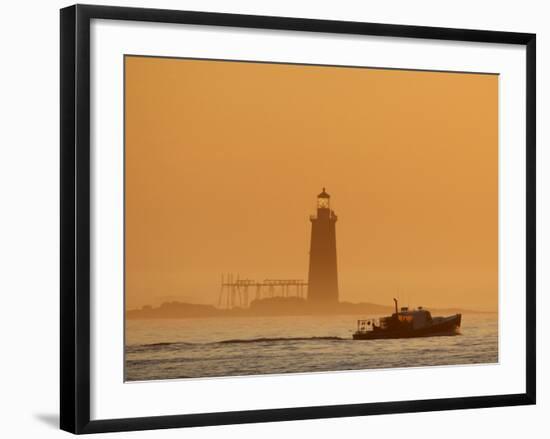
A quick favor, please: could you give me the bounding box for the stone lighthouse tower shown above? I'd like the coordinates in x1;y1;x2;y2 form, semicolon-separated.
307;188;339;304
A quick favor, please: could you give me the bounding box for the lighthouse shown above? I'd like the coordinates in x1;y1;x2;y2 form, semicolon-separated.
307;188;339;304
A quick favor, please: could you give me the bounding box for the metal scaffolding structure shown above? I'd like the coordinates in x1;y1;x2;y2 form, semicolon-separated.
218;274;308;309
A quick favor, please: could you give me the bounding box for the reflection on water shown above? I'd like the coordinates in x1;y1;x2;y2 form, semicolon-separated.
125;314;498;381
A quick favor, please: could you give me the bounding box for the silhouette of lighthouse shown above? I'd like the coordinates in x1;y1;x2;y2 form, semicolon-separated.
307;188;339;304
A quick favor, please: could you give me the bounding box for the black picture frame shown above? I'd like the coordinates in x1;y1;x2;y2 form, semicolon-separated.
60;4;536;434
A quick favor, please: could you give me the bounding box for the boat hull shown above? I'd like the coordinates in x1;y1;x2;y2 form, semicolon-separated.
353;314;461;340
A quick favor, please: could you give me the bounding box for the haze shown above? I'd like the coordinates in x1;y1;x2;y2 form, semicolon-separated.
125;56;498;312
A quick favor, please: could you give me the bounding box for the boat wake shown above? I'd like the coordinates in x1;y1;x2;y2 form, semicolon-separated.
218;336;344;344
132;336;345;350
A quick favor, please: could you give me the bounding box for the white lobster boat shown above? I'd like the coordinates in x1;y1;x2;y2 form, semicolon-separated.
353;299;461;340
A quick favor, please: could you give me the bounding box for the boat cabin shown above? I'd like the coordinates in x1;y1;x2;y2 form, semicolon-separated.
394;308;433;329
356;301;433;333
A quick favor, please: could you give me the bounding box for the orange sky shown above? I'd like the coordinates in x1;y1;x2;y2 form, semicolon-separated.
125;56;498;311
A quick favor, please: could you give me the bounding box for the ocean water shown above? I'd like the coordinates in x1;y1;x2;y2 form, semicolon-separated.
125;313;498;381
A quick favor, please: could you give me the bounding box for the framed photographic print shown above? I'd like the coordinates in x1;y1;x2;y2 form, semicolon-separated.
60;4;536;434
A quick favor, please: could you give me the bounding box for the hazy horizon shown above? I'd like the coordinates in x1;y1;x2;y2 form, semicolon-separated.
125;56;498;313
126;299;496;313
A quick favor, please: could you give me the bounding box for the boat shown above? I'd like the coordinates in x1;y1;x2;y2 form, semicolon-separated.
353;298;461;340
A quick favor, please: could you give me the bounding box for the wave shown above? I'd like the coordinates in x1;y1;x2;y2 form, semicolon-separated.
218;336;345;344
132;336;345;349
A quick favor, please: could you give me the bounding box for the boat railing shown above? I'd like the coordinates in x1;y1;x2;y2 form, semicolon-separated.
356;319;379;333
